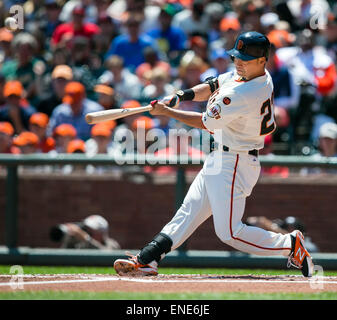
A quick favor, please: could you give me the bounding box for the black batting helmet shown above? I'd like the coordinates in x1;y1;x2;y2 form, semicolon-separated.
227;31;271;61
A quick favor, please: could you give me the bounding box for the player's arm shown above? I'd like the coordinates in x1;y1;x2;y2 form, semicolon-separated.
150;100;204;129
165;77;219;108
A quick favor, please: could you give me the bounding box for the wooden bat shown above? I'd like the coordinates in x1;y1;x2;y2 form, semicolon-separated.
85;105;153;124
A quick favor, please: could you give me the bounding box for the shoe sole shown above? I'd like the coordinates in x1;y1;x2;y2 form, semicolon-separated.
114;259;158;277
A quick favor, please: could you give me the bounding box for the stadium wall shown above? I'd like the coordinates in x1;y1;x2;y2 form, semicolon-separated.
0;173;336;252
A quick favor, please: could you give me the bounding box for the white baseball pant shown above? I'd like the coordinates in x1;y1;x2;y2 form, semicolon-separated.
161;150;292;256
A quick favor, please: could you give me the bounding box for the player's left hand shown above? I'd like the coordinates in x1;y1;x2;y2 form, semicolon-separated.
162;94;180;108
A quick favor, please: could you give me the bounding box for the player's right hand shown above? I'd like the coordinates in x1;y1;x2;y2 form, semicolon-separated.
162;94;180;109
150;100;169;116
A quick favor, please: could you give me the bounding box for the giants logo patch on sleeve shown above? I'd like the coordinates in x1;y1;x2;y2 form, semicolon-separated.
223;97;231;105
206;103;221;119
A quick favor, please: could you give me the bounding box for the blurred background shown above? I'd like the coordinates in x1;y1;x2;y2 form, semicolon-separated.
0;0;336;257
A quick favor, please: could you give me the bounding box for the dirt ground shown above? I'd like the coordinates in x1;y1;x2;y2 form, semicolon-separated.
0;274;336;293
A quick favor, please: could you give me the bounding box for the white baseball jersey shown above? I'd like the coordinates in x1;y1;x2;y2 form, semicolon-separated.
202;70;275;151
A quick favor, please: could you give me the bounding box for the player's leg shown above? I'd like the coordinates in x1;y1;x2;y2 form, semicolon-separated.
114;168;212;276
205;152;313;276
205;152;292;256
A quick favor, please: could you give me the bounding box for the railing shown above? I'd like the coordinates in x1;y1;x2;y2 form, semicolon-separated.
1;153;337;249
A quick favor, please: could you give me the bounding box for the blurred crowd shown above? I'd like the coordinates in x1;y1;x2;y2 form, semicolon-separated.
0;0;337;176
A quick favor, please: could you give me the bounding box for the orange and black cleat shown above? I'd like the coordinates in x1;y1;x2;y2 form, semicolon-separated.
114;252;158;277
287;230;314;277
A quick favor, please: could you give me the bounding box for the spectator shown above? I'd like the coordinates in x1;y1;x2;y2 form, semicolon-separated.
104;12;157;71
267;28;294;49
316;122;337;157
107;0;161;34
29;113;55;153
67;138;86;154
189;35;209;64
0;28;14;66
50;214;121;250
52;123;77;153
37;64;74;117
200;48;230;82
205;2;225;44
93;84;118;110
39;0;63;40
13;131;40;154
135;46;171;86
234;0;264;32
49;81;103;141
141;67;175;102
209;13;241;53
260;12;280;34
86;122;115;156
146;4;187;64
86;121;119;174
0;121;20;154
59;0;98;24
96;12;120;44
90;32;111;77
277;29;337;141
98;55;143;102
64;138;87;173
112;100;144;156
0;32;45;105
300;122;337;175
173;52;208;113
69;36;98;98
51;4;101;48
0;80;36;134
172;0;209;37
266;44;299;144
131;115;155;155
277;29;336;97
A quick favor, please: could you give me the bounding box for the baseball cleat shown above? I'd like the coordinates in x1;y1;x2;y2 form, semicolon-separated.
114;252;158;276
287;230;314;277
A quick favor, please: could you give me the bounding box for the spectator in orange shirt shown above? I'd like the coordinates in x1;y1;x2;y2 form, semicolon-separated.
13;131;40;154
29;113;55;153
0;122;20;154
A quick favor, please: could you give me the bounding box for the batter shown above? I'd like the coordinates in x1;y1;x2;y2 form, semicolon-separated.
114;32;314;277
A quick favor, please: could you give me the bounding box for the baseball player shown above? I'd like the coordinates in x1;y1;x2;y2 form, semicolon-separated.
114;32;314;277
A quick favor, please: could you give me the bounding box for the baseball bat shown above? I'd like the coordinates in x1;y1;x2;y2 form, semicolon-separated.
85;105;153;124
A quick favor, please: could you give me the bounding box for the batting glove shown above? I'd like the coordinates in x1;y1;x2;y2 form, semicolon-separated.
162;94;180;109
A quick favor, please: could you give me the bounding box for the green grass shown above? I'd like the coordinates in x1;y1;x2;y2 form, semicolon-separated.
0;265;336;300
0;291;336;300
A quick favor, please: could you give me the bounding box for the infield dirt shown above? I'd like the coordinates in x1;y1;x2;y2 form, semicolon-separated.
0;274;336;294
